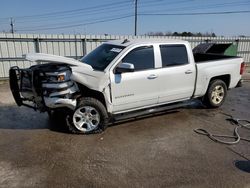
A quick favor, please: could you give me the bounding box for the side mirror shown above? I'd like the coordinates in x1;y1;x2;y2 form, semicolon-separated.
115;62;134;74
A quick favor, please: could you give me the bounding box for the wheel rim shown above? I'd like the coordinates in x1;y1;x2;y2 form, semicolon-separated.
73;106;100;132
211;85;225;105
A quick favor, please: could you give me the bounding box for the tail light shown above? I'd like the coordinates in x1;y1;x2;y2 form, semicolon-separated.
240;62;245;75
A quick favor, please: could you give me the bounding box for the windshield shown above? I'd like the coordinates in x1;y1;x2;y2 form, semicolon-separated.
80;44;125;71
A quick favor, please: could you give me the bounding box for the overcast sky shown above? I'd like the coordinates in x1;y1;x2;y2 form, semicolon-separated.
0;0;250;36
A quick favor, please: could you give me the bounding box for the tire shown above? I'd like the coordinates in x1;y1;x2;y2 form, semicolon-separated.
66;97;109;134
202;79;227;108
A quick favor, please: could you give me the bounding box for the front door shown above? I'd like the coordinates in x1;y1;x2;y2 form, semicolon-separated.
110;46;159;113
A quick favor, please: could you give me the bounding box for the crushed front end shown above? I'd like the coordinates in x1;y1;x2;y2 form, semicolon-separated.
9;64;79;112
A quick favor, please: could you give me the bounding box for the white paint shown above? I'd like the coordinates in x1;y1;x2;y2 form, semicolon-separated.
10;39;244;115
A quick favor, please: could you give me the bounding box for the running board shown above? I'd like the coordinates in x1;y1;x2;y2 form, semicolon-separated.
113;101;189;122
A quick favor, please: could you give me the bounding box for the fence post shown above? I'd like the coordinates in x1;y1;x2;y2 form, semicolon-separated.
34;38;40;64
75;34;78;59
204;39;211;43
82;36;87;56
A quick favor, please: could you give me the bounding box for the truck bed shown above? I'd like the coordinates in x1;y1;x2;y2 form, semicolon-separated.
193;53;240;63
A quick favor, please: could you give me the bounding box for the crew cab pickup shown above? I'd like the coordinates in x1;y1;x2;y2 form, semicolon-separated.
9;39;245;134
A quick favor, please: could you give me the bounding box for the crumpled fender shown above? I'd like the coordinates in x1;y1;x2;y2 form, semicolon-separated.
71;67;109;92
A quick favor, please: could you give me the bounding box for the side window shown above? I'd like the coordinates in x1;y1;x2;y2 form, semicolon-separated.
160;45;189;67
122;46;154;71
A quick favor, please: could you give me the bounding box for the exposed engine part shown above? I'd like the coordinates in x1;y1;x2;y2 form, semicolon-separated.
9;63;79;112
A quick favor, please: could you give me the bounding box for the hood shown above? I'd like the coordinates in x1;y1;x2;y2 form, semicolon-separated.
24;53;92;69
24;53;108;92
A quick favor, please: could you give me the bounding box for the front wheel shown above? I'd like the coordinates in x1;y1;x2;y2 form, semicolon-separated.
202;79;227;108
66;97;109;134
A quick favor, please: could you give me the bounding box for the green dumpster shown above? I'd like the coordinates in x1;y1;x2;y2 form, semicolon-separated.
193;42;238;56
224;43;238;56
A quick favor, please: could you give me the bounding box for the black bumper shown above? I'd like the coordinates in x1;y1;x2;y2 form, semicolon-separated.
9;66;23;106
9;64;77;111
9;66;36;109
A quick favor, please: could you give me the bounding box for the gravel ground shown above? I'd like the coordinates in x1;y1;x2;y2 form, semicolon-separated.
0;82;249;188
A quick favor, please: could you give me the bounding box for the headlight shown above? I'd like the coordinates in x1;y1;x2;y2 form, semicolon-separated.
57;74;65;81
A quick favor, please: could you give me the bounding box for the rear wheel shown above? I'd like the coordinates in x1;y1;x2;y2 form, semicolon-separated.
202;79;227;108
66;97;109;134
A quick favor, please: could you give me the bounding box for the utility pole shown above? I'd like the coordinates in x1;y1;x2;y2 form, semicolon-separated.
134;0;138;36
10;18;14;34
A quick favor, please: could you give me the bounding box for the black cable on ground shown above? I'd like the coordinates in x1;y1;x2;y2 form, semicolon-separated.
194;113;250;145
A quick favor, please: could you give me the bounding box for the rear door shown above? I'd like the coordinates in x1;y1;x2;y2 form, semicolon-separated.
110;45;160;113
157;44;196;103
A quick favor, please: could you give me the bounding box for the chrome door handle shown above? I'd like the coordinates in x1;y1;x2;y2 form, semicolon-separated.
185;70;193;74
147;74;158;79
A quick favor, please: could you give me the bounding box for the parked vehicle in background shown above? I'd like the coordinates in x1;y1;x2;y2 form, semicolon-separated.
9;39;245;134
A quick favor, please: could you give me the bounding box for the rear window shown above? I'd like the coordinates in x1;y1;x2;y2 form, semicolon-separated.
160;45;188;67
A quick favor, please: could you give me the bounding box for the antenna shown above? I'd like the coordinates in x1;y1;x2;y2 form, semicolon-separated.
122;39;129;44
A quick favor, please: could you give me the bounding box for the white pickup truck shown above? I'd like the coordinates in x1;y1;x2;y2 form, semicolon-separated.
9;39;245;134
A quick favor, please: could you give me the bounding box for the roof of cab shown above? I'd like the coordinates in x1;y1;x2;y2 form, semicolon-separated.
106;38;188;47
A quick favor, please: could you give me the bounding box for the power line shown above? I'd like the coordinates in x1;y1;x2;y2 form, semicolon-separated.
1;0;250;33
139;0;194;7
17;13;133;30
16;10;250;32
1;0;131;20
0;0;195;23
1;0;248;23
17;15;134;31
0;2;133;26
139;10;250;16
15;6;132;24
140;1;250;14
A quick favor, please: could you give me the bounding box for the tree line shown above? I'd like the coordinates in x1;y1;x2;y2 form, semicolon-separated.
146;31;217;37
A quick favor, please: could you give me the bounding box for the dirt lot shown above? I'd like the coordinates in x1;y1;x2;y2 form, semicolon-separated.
0;81;249;188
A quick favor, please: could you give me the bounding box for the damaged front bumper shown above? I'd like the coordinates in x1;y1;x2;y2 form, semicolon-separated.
9;64;79;112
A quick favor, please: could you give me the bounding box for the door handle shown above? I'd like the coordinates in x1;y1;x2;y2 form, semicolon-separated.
147;74;158;79
185;70;193;74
